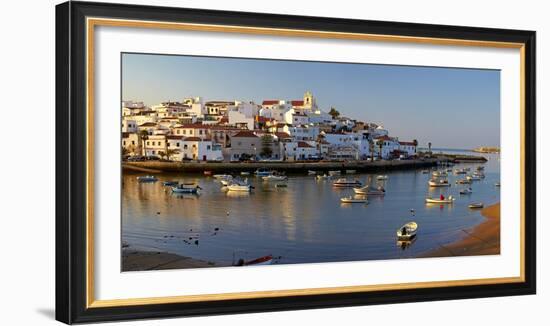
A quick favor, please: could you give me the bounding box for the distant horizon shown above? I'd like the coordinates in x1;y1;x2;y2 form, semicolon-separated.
122;53;500;149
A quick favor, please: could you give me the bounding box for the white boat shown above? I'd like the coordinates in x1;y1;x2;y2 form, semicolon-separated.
254;168;272;177
456;178;472;184
425;196;455;204
468;202;484;209
308;170;317;175
353;186;385;196
220;179;231;186
459;188;473;195
262;175;288;181
428;179;451;187
227;184;252;192
376;175;388;181
421;170;430;174
467;175;481;181
213;174;232;180
454;169;467;175
495;182;501;187
137;175;158;182
240;171;250;176
333;178;362;188
345;170;356;174
340;196;368;204
316;174;330;180
171;183;201;194
397;222;418;241
328;170;341;176
432;171;448;177
473;172;485;178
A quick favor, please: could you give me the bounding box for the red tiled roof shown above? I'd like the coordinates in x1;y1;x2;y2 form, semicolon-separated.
262;100;279;105
232;131;259;138
291;100;304;106
166;135;184;140
375;135;393;141
297;141;314;148
399;141;416;146
274;132;291;139
139;122;157;127
256;116;274;123
173;124;211;129
184;137;202;141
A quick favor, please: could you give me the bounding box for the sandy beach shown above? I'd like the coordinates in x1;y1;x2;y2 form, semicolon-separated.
422;203;500;257
122;249;217;271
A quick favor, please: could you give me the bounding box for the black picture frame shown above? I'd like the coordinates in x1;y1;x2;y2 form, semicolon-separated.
56;1;536;324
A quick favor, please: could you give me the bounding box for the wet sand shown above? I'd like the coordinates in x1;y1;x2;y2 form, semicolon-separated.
422;203;500;257
122;249;217;271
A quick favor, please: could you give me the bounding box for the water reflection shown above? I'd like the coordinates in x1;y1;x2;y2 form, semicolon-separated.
122;152;500;267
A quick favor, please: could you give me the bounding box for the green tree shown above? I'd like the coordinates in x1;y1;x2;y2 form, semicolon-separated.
369;139;375;162
260;134;273;158
166;149;178;161
328;107;340;119
158;150;167;160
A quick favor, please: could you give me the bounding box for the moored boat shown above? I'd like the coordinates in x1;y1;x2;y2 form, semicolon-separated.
345;169;356;174
425;196;455;204
428;179;451;187
262;174;288;181
171;183;201;194
308;170;317;175
340;196;368;204
468;202;484;209
456;178;472;184
203;170;213;176
162;180;178;186
137;175;158;182
376;175;388;181
227;183;252;192
213;174;232;180
234;254;273;266
454;168;467;175
240;171;251;176
397;222;418;241
328;170;341;176
459;188;473;195
333;178;362;188
353;186;385;196
254;168;273;177
316;174;330;180
495;182;501;187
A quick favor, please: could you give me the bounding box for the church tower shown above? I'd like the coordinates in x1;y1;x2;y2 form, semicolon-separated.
303;91;316;110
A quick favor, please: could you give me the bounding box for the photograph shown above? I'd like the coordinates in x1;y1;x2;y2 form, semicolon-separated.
120;53;501;271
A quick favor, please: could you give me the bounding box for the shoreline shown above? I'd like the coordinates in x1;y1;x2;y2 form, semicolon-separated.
421;203;500;257
123;158;442;174
122;248;218;271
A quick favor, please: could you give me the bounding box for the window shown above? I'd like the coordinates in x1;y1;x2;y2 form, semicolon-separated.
199;130;203;135
184;144;188;149
176;143;180;147
131;141;135;145
146;141;150;146
207;145;211;150
123;141;126;146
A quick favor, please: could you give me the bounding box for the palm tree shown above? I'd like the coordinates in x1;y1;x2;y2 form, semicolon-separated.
369;139;375;162
328;107;340;119
139;130;149;156
166;149;178;161
428;142;432;156
413;139;418;155
378;141;383;159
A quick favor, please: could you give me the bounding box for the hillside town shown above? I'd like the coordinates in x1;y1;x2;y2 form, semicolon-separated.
121;91;419;163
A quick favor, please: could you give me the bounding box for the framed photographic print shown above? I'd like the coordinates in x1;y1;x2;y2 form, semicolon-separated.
56;1;536;324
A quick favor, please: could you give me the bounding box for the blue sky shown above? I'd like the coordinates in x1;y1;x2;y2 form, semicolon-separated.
122;53;500;149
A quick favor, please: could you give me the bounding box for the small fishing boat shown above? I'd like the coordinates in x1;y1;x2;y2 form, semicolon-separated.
328;170;341;176
425;196;455;204
465;167;471;171
213;174;232;180
468;202;484;209
466;175;481;181
345;169;356;174
274;183;287;188
340;196;368;204
137;175;158;182
454;169;467;175
428;179;451;187
495;182;501;187
353;186;385;196
476;166;485;171
234;254;273;266
240;171;250;176
254;168;273;177
262;174;288;181
162;180;179;186
220;179;232;187
203;170;213;176
171;183;201;194
376;175;388;181
473;172;485;178
446;168;453;172
459;188;473;195
333;178;362;188
432;171;447;177
227;184;252;192
308;170;317;175
421;169;430;174
456;178;472;184
396;222;418;241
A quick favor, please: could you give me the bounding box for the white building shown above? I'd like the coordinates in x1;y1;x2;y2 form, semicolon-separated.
399;141;417;157
374;135;400;159
228;110;255;130
122;119;138;133
165;136;223;161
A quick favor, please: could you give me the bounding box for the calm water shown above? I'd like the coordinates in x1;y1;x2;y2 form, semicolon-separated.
122;151;500;268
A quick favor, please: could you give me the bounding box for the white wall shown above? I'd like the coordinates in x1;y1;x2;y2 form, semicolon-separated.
0;0;546;326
